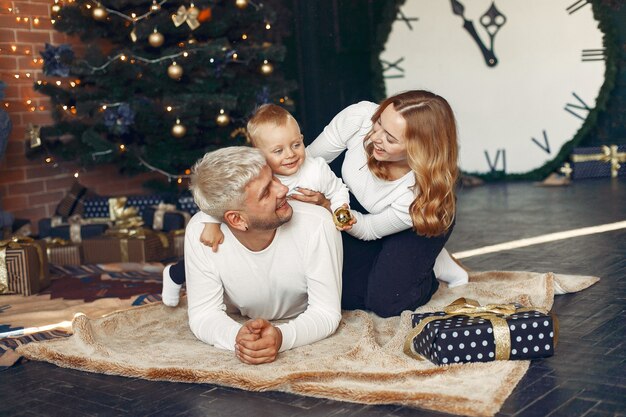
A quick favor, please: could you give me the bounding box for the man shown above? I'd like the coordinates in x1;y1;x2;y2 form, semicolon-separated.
184;146;343;365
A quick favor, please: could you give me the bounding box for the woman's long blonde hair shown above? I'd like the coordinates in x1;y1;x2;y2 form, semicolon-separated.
365;90;459;237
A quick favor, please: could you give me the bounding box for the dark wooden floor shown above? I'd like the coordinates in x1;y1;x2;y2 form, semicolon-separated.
1;178;625;417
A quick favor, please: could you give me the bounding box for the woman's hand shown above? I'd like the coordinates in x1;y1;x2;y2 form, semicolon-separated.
289;188;331;212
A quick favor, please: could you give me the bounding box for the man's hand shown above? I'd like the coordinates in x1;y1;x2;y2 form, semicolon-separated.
289;188;331;212
235;319;283;365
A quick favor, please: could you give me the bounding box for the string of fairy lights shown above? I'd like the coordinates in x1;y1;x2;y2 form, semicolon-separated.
1;0;291;183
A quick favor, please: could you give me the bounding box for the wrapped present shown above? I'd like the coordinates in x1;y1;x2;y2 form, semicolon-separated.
571;144;626;179
1;237;50;295
45;238;82;266
177;193;200;215
143;203;191;232
82;228;170;263
49;220;110;243
404;298;558;366
81;195;164;219
169;230;185;258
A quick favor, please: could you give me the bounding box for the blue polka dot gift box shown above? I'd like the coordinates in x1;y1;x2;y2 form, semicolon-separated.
404;298;558;366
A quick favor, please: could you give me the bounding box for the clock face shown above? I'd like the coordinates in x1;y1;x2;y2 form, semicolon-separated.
381;0;606;174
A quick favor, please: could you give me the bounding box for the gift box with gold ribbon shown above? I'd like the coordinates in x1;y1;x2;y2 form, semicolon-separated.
82;228;170;264
45;238;83;266
0;237;50;296
404;298;558;365
571;144;626;179
142;203;191;232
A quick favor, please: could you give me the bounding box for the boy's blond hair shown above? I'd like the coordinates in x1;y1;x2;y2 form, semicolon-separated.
246;104;298;146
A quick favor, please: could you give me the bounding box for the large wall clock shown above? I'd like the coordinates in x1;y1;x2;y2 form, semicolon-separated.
381;0;607;175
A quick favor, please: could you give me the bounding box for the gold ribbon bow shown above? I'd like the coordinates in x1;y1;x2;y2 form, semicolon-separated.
403;298;548;362
108;197;144;230
172;5;200;30
571;145;626;178
152;203;191;231
0;237;45;295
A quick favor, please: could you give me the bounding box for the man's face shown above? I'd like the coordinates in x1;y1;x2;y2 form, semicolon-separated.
242;165;293;230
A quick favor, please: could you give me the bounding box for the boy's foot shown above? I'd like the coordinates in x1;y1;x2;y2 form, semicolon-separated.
161;264;182;307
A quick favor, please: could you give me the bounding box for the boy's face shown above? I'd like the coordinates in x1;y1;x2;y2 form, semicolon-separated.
253;118;306;176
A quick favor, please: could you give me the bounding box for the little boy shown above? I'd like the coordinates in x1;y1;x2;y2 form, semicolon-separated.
162;104;466;307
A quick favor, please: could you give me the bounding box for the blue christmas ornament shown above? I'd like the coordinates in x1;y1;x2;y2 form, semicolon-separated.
103;103;135;135
40;43;74;77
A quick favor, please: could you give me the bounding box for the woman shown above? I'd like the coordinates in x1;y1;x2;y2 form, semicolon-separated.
292;90;466;317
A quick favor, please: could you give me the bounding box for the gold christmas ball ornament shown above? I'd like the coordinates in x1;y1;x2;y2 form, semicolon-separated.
92;6;108;20
235;0;249;9
167;62;183;80
333;207;353;227
148;30;164;47
172;119;186;138
260;60;273;75
216;109;230;126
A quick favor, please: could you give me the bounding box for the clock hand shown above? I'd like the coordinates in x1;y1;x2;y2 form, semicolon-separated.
450;0;498;67
480;3;507;56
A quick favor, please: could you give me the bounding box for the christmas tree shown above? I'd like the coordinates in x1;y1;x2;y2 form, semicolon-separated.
35;0;296;188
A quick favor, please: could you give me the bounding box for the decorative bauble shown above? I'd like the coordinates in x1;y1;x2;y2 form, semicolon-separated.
260;60;273;75
92;6;108;21
167;62;183;80
235;0;248;9
172;120;186;137
148;30;164;48
333;207;352;227
216;110;230;126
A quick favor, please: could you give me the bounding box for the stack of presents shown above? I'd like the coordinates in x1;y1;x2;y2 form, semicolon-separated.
1;182;199;297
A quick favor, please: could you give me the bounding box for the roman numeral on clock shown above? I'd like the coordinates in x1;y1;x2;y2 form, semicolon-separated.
531;130;551;154
381;57;405;79
582;49;606;62
396;10;418;30
566;0;590;14
564;92;591;120
484;148;506;173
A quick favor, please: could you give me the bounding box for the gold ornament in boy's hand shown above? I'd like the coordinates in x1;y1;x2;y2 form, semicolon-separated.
333;207;352;227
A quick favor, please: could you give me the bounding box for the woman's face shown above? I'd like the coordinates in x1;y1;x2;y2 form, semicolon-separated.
370;104;408;163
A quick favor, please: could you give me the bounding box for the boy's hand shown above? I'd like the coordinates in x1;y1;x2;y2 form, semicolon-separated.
200;223;225;253
333;204;356;231
289;188;331;212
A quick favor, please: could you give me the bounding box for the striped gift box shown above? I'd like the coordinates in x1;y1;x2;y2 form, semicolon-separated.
46;242;82;266
2;239;50;296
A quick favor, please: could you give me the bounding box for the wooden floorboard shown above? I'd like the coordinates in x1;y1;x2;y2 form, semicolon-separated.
1;178;625;417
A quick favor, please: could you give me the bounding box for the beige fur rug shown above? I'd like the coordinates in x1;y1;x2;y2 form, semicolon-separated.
17;271;598;417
